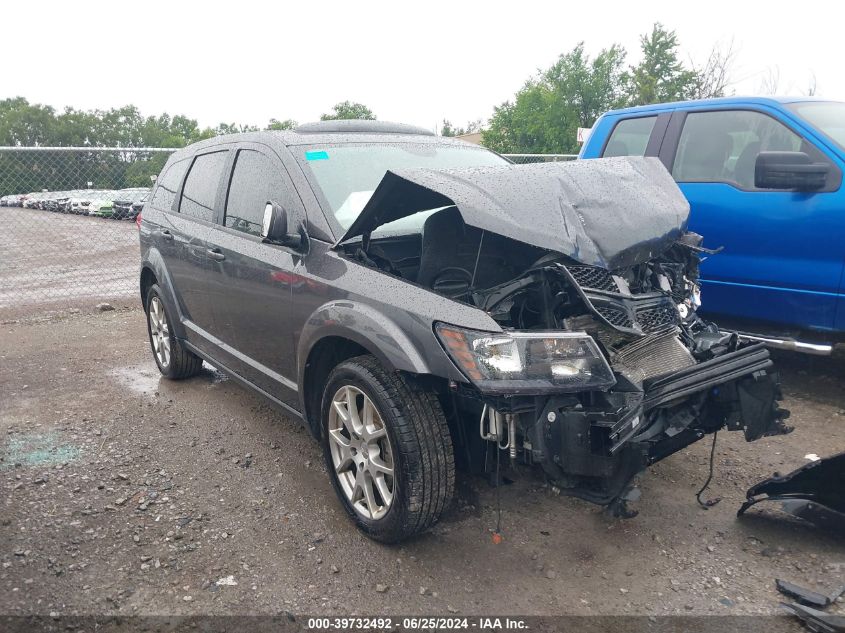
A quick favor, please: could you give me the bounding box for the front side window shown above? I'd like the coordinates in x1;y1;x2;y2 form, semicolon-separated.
602;116;656;157
224;150;288;236
295;142;507;231
672;110;802;189
151;158;190;211
180;151;228;222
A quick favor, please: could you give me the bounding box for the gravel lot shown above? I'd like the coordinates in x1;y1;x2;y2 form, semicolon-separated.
0;208;137;315
0;307;843;621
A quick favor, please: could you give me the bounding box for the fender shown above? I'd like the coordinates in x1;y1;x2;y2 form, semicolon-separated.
140;248;188;340
296;300;434;390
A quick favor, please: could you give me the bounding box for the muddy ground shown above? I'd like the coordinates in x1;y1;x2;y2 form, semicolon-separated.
1;307;843;620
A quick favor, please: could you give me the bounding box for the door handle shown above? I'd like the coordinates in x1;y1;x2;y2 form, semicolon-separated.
206;248;226;261
160;229;173;241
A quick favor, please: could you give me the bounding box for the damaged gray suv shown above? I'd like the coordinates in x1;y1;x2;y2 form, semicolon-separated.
139;120;792;542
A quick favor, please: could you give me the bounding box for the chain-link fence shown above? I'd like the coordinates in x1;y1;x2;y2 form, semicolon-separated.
0;148;575;317
0;147;176;316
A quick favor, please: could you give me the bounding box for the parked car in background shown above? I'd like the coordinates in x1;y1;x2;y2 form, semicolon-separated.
90;196;116;218
112;187;151;220
23;192;49;209
580;97;845;354
138;122;789;542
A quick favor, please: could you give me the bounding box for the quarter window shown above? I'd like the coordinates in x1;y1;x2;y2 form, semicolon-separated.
602;117;656;157
225;150;288;236
180;151;228;222
672;110;802;189
151;158;190;211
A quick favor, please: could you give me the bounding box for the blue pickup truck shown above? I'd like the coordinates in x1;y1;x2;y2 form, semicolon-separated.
580;97;845;354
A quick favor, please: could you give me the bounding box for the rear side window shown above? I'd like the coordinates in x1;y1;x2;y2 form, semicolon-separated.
672;110;802;188
180;151;228;222
151;158;190;211
224;150;288;236
602;117;656;157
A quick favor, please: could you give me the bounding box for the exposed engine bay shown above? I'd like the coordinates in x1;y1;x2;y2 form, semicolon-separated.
336;157;793;508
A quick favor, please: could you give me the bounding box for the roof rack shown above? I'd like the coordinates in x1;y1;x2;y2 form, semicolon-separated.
294;120;435;136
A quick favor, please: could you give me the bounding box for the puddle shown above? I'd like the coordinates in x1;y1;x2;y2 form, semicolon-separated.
110;363;228;397
1;432;81;469
111;365;163;396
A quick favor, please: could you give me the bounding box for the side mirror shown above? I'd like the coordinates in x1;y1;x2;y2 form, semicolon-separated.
755;151;828;191
261;201;303;249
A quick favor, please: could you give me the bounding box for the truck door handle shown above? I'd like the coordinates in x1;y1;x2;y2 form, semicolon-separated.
206;248;226;261
160;229;173;241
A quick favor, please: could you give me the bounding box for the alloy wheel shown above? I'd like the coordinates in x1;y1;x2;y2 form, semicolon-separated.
328;385;395;520
148;296;171;368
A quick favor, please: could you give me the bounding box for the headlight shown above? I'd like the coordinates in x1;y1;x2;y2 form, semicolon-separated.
435;324;616;394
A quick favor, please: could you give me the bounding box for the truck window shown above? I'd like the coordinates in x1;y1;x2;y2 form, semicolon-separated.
602;116;656;157
672;110;802;189
180;151;228;222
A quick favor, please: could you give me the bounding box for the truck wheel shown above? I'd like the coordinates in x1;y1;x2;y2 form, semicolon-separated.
145;284;202;379
321;355;455;543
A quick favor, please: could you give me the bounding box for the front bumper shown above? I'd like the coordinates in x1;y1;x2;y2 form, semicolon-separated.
522;341;790;505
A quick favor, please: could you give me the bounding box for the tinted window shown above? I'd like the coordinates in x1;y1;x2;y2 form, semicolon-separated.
180;151;228;222
151;158;190;211
673;110;802;189
602;117;656;157
225;150;288;236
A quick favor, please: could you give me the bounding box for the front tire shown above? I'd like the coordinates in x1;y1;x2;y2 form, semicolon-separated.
321;355;455;543
145;284;202;379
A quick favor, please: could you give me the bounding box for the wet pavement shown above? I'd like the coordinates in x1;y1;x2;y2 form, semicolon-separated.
0;307;843;619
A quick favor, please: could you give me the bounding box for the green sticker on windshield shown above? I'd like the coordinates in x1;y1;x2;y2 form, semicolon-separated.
305;150;329;161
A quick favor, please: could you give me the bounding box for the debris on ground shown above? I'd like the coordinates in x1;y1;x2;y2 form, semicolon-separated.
776;579;845;609
780;602;845;633
738;451;845;531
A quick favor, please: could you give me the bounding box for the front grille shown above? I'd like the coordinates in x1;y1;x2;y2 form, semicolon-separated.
613;328;696;383
636;304;680;333
566;265;618;292
595;305;633;328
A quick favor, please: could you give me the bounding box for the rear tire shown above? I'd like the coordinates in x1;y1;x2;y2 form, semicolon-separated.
321;355;455;543
145;284;202;380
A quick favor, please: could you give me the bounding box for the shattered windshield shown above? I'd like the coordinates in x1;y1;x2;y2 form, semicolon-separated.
787;101;845;152
296;142;507;231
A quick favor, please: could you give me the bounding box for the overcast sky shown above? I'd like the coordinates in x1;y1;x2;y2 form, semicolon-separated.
3;0;836;131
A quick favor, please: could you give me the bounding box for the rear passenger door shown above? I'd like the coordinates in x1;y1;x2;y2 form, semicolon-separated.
163;149;231;353
204;143;304;408
660;108;843;331
599;114;670;159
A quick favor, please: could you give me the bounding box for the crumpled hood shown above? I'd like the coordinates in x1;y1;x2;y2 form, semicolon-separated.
336;156;690;270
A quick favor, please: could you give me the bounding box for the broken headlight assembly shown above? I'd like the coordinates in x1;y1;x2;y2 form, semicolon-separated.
435;323;616;394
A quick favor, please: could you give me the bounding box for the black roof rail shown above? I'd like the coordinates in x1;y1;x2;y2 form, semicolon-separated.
294;120;435;136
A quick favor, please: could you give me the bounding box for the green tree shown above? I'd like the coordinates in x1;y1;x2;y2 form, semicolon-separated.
483;43;627;154
440;119;482;137
320;101;376;121
627;23;697;105
266;118;298;130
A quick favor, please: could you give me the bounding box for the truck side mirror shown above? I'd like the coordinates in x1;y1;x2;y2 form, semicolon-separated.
755;151;828;191
262;201;304;249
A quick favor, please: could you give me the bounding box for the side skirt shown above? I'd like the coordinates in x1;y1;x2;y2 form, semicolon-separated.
182;339;305;423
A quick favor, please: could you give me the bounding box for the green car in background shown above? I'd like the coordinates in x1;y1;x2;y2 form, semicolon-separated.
90;199;115;218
